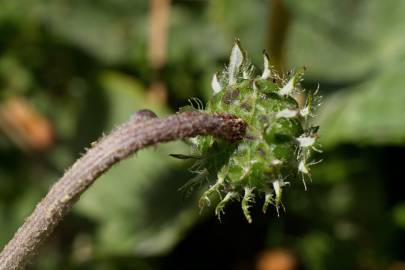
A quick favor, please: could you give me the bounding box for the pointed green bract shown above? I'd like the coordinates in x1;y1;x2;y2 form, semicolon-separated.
182;41;321;222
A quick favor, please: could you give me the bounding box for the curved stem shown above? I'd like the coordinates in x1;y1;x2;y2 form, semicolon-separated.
0;110;246;270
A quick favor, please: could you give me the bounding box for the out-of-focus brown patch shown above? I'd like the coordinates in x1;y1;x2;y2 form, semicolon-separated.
390;262;405;270
148;0;170;107
256;248;298;270
147;80;168;106
0;96;54;151
149;0;171;69
293;92;305;109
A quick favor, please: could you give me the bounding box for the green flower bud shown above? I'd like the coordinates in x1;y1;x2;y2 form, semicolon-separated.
178;40;321;222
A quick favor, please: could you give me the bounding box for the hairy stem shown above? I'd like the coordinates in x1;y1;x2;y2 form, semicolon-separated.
0;110;246;270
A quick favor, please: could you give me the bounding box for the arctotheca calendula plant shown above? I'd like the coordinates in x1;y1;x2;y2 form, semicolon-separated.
177;40;322;223
0;41;321;269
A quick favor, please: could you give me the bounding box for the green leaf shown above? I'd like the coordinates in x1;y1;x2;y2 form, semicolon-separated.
286;0;405;81
318;61;405;146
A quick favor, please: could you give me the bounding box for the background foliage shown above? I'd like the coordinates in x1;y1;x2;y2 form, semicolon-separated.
0;0;404;269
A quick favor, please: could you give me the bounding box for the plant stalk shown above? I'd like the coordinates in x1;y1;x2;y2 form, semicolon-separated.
0;110;246;270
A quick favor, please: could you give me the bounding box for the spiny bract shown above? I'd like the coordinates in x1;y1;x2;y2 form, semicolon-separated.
180;41;321;223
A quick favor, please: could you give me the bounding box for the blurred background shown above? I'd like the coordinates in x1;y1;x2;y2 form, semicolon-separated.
1;0;405;269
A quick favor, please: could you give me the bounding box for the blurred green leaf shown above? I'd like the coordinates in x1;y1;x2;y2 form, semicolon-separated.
318;61;405;146
286;0;405;81
393;203;405;229
0;171;54;248
45;2;143;64
0;56;32;95
298;232;332;270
